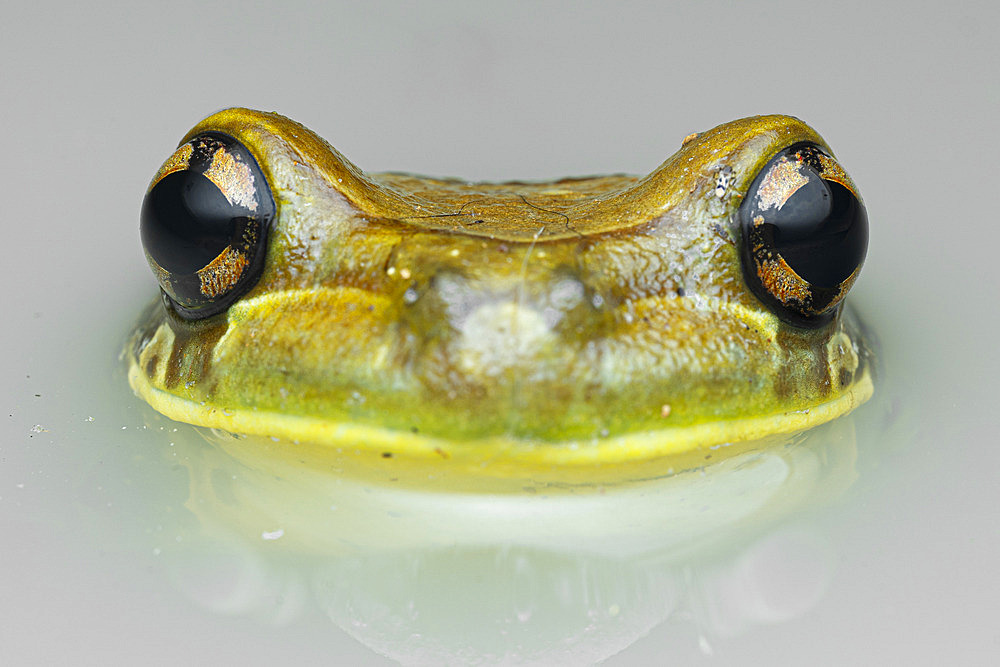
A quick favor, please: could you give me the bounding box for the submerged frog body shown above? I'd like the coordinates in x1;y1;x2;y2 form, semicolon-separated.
128;109;872;478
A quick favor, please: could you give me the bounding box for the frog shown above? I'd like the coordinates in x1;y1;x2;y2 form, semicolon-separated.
127;108;873;482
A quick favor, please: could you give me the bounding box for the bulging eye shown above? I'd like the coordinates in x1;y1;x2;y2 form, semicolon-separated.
140;132;274;320
738;142;868;328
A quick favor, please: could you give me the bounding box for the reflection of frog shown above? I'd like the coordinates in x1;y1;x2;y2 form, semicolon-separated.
128;109;871;474
157;413;860;659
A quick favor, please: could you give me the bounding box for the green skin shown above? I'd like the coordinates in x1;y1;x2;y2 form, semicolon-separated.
129;109;872;456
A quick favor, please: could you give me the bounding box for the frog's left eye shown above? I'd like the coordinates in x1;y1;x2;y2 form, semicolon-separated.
140;132;274;320
738;143;868;328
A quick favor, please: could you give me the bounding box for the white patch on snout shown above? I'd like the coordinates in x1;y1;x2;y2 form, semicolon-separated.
457;301;556;377
542;277;585;328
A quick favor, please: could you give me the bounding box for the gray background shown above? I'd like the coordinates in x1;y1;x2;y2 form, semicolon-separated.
2;1;997;664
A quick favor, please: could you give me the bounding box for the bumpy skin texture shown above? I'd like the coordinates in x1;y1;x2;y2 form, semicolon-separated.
129;109;872;469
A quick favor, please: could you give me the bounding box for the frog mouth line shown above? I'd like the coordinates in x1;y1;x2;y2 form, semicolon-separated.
127;356;872;479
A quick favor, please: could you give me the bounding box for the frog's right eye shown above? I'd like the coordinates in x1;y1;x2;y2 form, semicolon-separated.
737;142;868;328
140;132;274;320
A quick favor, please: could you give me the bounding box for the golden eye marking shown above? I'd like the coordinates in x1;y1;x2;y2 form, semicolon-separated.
756;255;811;306
833;265;861;303
240;224;257;251
150;143;193;188
813;151;859;197
197;245;249;298
204;147;258;212
755;157;808;211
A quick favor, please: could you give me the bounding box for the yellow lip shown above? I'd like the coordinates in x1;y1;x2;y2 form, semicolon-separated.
129;352;871;486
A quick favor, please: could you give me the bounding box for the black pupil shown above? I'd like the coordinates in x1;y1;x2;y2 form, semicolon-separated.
141;170;235;274
765;169;867;287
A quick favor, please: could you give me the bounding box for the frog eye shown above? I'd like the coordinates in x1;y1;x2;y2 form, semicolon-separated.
140;132;274;320
738;142;868;328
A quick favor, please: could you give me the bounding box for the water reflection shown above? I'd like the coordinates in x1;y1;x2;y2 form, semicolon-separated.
143;412;860;664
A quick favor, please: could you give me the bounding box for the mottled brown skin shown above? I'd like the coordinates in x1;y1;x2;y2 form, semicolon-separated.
129;109;872;458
